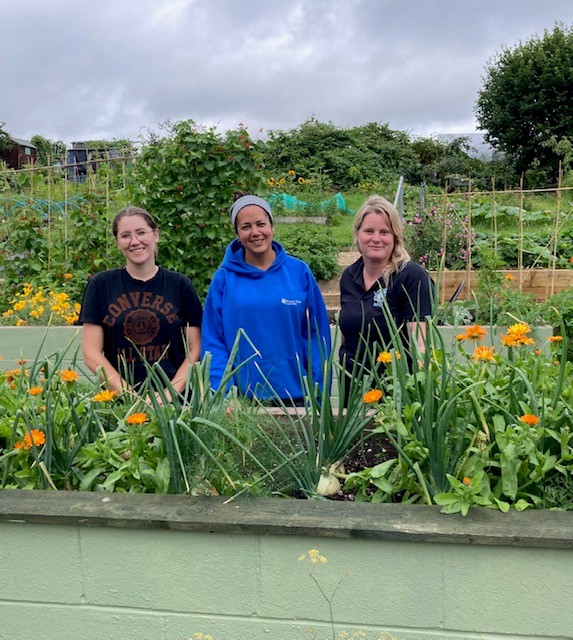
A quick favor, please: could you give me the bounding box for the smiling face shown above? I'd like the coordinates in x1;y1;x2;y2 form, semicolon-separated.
356;211;395;268
115;214;159;269
235;205;274;265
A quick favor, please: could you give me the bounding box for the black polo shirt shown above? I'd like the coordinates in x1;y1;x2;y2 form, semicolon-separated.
339;258;433;367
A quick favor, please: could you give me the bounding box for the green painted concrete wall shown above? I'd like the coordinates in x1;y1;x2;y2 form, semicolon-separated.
0;492;571;640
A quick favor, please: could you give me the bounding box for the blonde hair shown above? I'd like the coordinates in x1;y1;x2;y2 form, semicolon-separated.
354;195;410;279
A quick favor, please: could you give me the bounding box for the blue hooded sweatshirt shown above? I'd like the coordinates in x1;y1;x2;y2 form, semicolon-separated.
202;239;331;400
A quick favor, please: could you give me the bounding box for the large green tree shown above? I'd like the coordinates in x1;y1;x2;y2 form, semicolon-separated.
475;23;573;180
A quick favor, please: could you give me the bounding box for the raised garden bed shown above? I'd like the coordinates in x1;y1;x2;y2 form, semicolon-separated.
0;490;571;640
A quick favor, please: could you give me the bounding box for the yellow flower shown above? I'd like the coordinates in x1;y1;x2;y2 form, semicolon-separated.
299;549;328;565
267;178;275;186
64;273;73;280
298;176;305;184
29;386;43;396
126;412;150;425
93;389;119;402
16;319;26;326
363;389;383;403
456;333;466;342
473;345;495;362
60;369;79;383
548;335;563;343
13;301;26;311
504;274;515;281
507;322;531;336
2;309;14;317
395;352;401;360
519;414;539;426
288;169;296;175
377;351;392;364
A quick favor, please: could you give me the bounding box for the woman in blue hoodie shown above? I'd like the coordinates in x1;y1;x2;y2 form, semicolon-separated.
201;193;331;403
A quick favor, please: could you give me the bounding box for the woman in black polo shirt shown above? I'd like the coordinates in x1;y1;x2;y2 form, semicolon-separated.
339;195;433;387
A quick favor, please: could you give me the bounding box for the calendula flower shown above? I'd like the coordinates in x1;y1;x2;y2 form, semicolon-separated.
363;389;383;403
29;386;43;396
288;169;296;176
507;322;531;336
460;325;487;341
519;414;539;426
473;345;495;362
501;323;535;347
456;333;466;342
64;273;73;280
463;476;471;485
14;429;46;451
504;273;515;281
377;351;392;364
60;369;79;383
548;335;563;343
93;389;119;402
534;348;542;356
126;412;149;425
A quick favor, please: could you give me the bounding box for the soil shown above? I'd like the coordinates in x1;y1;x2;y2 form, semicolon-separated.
328;431;398;502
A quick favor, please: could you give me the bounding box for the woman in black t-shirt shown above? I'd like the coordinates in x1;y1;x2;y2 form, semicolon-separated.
79;206;202;400
339;195;433;381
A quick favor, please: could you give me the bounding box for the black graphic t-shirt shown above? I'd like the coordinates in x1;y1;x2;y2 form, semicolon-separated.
79;267;202;385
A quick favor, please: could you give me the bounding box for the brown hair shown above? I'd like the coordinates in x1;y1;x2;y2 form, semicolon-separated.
353;195;410;278
112;206;158;237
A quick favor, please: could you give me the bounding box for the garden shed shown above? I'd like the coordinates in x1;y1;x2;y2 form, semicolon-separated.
0;136;37;169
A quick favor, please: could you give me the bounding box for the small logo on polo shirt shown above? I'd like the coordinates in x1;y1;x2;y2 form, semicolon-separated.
281;297;302;306
373;289;387;308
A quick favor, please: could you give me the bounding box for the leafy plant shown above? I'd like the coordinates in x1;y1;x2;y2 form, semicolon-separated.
131;120;265;297
275;223;340;281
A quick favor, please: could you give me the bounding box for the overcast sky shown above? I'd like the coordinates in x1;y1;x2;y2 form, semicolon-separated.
1;0;572;146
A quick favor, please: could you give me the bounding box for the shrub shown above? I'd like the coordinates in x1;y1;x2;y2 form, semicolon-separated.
275;223;340;281
131;120;265;297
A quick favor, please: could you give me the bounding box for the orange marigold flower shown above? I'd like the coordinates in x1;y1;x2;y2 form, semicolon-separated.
463;325;487;341
377;351;392;364
126;412;150;425
93;389;119;402
463;476;471;485
534;348;542;356
29;386;43;396
61;369;79;383
473;345;495;362
363;389;383;404
501;334;520;347
548;335;563;343
15;429;46;451
456;333;466;342
519;414;540;426
504;273;515;281
64;273;73;280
